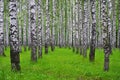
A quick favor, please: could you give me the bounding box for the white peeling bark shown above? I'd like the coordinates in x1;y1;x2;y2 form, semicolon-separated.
0;0;4;56
30;0;37;61
37;0;42;58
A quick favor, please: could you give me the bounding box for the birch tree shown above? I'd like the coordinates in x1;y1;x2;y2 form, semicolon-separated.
79;0;83;55
83;0;88;57
89;0;96;61
107;0;112;53
118;0;120;49
30;0;37;61
102;0;110;71
72;0;76;52
18;0;22;52
5;19;9;49
0;0;5;56
112;0;116;47
37;0;42;58
9;0;20;71
51;0;56;51
23;3;27;51
75;0;79;53
45;0;50;54
27;0;31;50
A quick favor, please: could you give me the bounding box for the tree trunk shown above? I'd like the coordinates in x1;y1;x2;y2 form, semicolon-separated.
118;0;120;49
89;0;96;62
23;12;27;51
112;0;116;48
37;0;42;58
0;0;5;56
18;0;22;52
30;0;37;61
107;0;112;53
79;0;83;55
83;0;88;57
75;0;79;54
9;0;20;71
101;0;110;71
27;0;31;50
5;19;9;49
51;0;56;51
45;0;50;54
72;1;76;52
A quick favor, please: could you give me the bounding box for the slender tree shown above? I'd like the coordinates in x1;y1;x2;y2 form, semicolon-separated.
107;0;112;53
83;0;88;57
79;0;83;55
51;0;56;51
30;0;37;61
97;0;103;48
5;18;9;49
75;0;79;53
118;0;120;49
72;0;76;52
37;0;42;58
9;0;20;71
27;0;31;50
112;0;116;48
18;0;22;52
89;0;96;61
45;0;50;54
0;0;5;56
23;5;27;51
58;0;62;48
102;0;110;71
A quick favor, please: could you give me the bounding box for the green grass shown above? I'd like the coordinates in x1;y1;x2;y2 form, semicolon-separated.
0;47;120;80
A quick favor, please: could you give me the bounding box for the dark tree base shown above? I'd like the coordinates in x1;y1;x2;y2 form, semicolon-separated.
51;43;55;52
0;48;6;57
10;50;21;71
76;47;79;54
45;43;48;54
59;45;62;48
104;55;109;71
73;47;75;52
24;46;27;51
31;46;37;62
28;46;31;51
38;46;42;58
89;46;95;62
80;47;83;55
83;47;87;58
89;53;95;62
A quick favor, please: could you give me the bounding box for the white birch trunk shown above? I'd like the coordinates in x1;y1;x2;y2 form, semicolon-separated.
37;0;42;58
9;0;20;70
0;0;4;56
45;0;50;54
30;0;37;61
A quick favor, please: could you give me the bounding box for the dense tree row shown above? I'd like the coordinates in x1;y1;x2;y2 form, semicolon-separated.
0;0;120;71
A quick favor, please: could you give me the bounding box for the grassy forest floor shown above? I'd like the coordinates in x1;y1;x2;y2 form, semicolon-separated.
0;47;120;80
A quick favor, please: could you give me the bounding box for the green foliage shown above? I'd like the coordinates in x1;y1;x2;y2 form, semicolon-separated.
0;48;120;80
